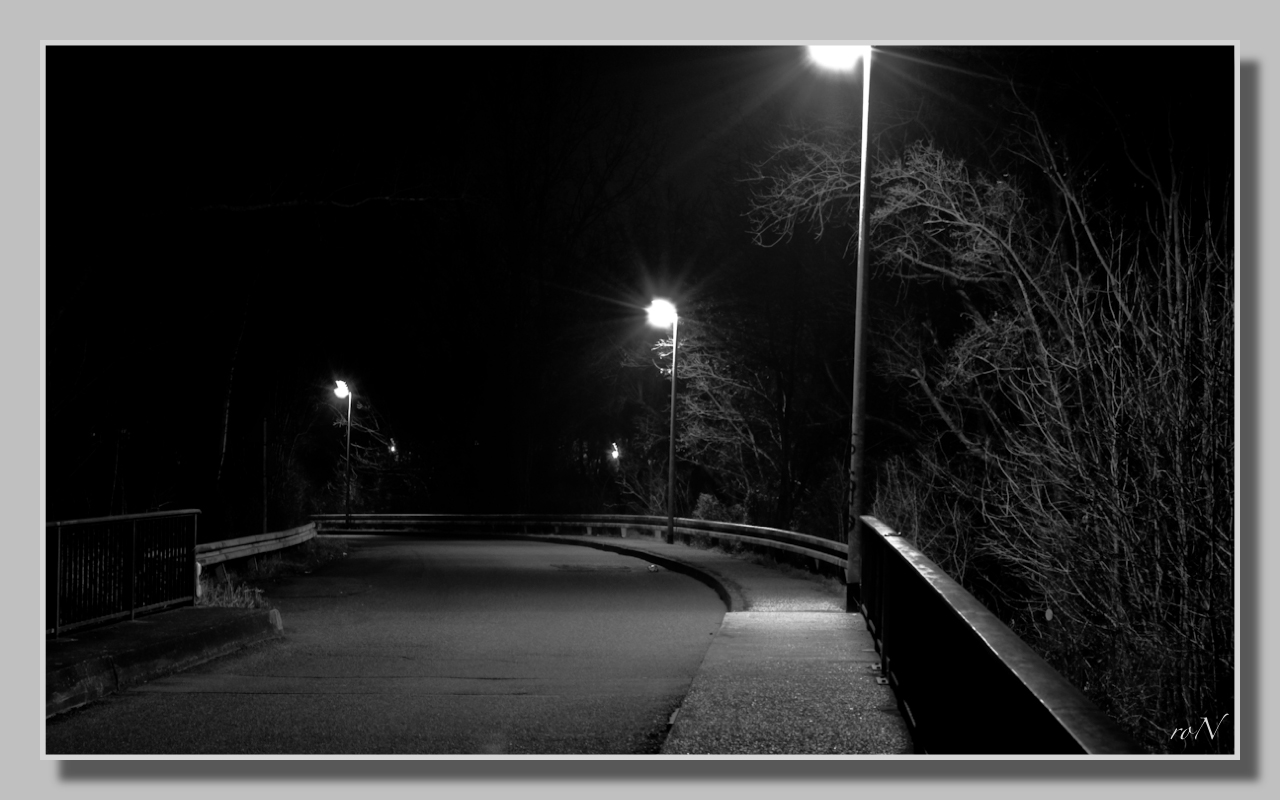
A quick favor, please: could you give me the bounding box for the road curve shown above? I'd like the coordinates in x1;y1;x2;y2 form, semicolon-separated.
45;536;727;755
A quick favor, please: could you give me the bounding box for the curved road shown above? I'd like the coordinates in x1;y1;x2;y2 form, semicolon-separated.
45;536;727;755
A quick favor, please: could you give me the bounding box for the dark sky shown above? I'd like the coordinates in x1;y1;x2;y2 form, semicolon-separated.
46;44;1235;522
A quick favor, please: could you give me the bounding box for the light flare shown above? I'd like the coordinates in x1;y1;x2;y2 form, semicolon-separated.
806;45;871;73
646;298;677;328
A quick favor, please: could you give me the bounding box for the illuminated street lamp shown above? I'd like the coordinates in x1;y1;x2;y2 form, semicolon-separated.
646;298;679;544
808;44;872;610
334;380;353;525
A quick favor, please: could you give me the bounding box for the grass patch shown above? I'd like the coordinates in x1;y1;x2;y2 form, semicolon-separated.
197;535;352;608
246;535;350;583
196;578;269;609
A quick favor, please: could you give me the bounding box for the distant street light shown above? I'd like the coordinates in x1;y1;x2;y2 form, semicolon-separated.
646;298;679;544
334;380;353;525
808;44;873;611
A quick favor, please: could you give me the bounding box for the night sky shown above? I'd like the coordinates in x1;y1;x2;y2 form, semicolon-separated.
45;44;1235;533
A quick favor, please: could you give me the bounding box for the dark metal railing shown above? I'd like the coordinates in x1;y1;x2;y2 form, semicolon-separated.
46;509;200;637
308;513;847;568
858;515;1143;754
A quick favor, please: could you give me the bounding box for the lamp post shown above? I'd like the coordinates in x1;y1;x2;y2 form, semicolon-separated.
808;45;872;611
646;299;679;544
334;380;353;525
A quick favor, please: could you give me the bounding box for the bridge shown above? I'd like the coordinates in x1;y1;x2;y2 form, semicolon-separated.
44;510;1142;755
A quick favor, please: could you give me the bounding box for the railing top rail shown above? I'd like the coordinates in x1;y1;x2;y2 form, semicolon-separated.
310;513;845;553
194;522;315;553
46;509;203;528
860;515;898;538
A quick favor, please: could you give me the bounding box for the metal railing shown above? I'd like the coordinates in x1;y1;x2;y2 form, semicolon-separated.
309;513;847;568
46;509;200;637
857;515;1143;754
195;522;317;567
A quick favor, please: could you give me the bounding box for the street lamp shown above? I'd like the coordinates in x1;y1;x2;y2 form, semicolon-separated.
334;380;353;525
808;44;872;611
646;298;679;544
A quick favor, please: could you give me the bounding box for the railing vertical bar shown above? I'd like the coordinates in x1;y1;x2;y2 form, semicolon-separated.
192;512;198;604
55;526;62;638
70;529;78;625
129;520;137;621
77;529;84;623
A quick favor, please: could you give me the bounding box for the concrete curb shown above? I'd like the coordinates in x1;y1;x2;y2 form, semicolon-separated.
46;607;284;718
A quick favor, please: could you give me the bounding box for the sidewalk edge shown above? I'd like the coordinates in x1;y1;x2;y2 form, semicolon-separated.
46;608;283;718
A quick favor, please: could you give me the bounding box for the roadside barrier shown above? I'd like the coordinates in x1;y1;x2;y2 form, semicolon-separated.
858;515;1143;754
194;522;317;567
192;522;318;597
309;513;847;568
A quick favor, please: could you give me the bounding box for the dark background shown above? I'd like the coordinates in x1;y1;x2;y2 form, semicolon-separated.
45;44;1234;539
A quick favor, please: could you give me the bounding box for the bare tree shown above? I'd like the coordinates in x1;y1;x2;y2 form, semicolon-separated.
617;303;839;531
747;109;1234;754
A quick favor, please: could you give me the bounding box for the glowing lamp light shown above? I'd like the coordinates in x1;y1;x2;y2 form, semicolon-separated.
646;298;677;328
334;380;350;399
610;443;620;460
806;45;871;73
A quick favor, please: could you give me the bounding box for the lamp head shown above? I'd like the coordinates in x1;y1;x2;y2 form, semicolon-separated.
646;298;678;329
334;380;350;399
806;45;871;73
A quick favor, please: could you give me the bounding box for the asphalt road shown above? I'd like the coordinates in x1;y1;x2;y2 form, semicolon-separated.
44;536;728;755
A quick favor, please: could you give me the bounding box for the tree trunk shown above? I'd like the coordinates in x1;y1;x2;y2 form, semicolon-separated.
216;301;250;487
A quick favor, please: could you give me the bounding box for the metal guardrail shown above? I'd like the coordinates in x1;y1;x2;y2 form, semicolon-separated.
857;515;1143;754
309;513;847;567
194;522;317;567
46;509;200;637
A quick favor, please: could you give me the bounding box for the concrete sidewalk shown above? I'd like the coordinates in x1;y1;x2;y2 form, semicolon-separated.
534;533;913;755
662;612;910;754
45;532;912;754
45;606;283;718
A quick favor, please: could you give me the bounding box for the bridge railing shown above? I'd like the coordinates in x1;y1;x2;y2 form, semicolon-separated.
309;513;847;568
858;515;1142;754
46;509;200;636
